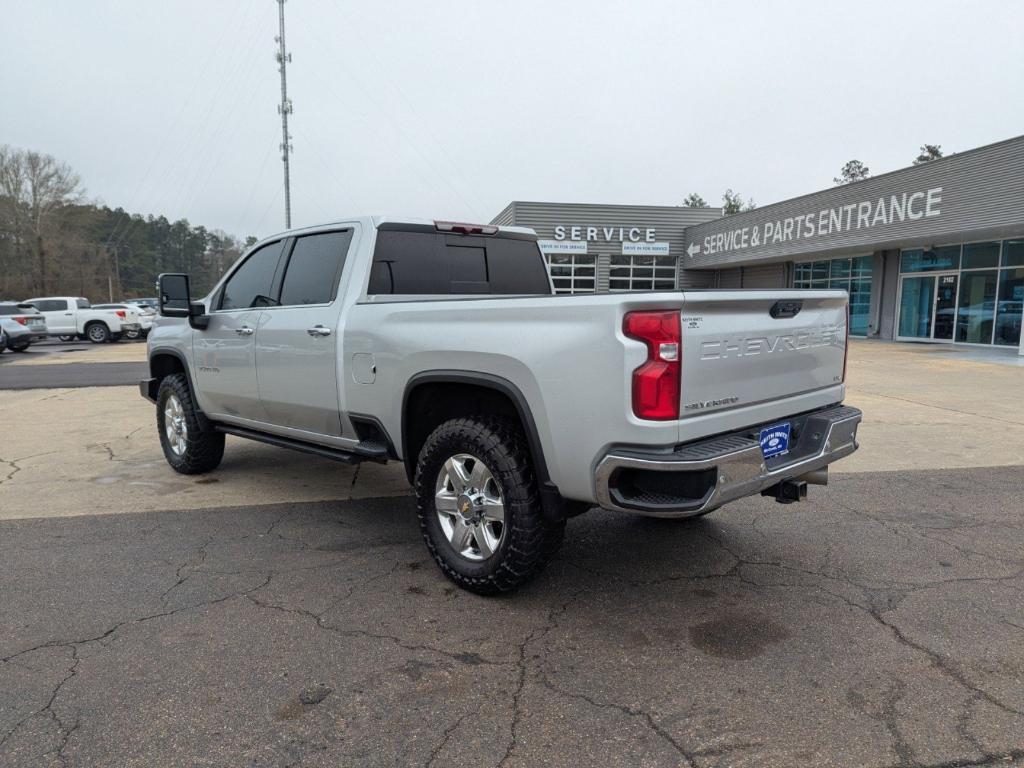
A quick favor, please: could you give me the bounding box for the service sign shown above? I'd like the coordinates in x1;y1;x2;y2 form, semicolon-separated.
622;242;670;256
538;240;588;254
690;187;943;260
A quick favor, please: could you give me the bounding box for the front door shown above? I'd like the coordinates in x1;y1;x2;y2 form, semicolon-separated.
193;239;287;420
933;274;958;340
255;229;354;437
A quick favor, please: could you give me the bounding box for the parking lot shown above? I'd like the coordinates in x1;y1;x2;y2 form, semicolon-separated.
1;340;1022;767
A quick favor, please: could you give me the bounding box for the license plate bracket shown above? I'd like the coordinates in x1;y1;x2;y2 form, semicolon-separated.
759;422;791;459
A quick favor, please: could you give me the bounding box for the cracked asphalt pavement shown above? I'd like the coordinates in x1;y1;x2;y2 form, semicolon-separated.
2;467;1024;767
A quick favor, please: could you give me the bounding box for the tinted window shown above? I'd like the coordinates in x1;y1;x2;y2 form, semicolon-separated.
28;299;67;312
0;305;21;315
368;230;550;295
76;299;90;309
220;241;284;310
279;231;353;306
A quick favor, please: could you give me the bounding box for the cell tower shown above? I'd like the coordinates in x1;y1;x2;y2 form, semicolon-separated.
275;0;293;228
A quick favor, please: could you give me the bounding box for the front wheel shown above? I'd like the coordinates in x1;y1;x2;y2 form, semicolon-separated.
124;328;141;340
415;416;564;595
156;373;225;474
9;343;30;352
58;335;77;343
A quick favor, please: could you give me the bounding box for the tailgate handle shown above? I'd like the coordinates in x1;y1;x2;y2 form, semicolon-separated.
770;300;802;319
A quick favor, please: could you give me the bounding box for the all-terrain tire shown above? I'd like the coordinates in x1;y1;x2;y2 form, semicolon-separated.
156;373;225;474
415;415;565;595
85;322;110;344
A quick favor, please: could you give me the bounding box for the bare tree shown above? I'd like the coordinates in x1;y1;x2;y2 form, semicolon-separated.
23;149;83;293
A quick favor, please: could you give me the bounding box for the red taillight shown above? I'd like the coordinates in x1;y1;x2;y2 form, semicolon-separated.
116;310;126;318
13;316;28;325
624;310;681;420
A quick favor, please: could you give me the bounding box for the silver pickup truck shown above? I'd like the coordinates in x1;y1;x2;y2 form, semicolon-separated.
142;217;861;594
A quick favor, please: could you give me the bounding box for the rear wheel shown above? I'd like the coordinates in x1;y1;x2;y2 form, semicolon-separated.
156;373;224;474
85;322;110;344
124;328;140;340
0;330;7;353
58;335;77;342
9;342;30;352
415;416;564;595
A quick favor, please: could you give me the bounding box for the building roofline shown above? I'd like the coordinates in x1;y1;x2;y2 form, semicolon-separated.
688;133;1024;232
501;200;724;215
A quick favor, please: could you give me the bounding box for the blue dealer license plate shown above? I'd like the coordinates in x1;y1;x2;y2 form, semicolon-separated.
759;423;791;459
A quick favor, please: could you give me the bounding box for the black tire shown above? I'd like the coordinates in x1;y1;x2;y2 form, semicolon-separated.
0;330;6;353
124;328;140;340
9;343;30;352
85;322;109;344
156;373;225;474
58;335;77;343
415;416;565;595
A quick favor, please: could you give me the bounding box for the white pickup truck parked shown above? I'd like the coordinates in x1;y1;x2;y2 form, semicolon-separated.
142;217;861;594
24;296;142;343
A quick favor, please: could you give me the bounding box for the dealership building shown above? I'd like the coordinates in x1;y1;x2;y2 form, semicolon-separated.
492;134;1024;353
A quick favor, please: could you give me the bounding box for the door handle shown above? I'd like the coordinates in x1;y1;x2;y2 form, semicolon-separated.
306;325;332;337
235;326;254;336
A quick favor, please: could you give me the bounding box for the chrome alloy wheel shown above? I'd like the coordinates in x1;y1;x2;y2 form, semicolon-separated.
163;394;189;456
435;453;506;561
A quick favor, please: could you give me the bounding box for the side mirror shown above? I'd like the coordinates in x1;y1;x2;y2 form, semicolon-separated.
158;273;191;317
157;273;209;329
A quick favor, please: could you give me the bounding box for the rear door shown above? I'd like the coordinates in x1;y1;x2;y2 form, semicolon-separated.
194;240;286;420
678;290;848;417
255;228;355;436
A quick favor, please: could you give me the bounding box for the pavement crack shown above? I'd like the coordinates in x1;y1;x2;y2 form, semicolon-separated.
0;455;22;485
538;676;697;768
425;711;470;768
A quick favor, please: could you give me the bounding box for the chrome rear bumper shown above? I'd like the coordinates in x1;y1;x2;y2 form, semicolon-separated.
594;405;861;518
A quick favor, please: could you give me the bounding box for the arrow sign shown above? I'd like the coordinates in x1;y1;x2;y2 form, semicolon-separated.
686;243;701;258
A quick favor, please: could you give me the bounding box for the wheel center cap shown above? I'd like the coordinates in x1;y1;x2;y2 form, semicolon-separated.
456;493;477;521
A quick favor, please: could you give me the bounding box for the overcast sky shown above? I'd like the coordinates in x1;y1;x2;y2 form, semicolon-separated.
4;0;1023;239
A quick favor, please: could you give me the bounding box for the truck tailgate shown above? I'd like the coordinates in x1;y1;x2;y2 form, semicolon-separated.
679;290;848;418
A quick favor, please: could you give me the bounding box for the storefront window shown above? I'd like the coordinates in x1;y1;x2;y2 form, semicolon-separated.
900;245;961;273
795;255;872;336
956;271;998;343
994;268;1024;346
962;242;1000;270
1003;240;1024;267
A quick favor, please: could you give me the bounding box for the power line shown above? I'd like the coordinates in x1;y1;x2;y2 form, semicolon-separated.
275;0;293;229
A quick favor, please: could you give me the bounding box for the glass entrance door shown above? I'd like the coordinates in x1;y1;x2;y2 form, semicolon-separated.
898;273;961;341
933;274;958;340
897;275;936;339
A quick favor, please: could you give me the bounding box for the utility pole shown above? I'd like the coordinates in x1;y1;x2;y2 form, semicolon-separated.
275;0;293;229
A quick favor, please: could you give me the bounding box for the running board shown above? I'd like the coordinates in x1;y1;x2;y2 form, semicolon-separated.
214;425;388;465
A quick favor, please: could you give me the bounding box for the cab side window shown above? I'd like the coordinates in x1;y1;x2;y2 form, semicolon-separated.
278;230;353;306
220;241;284;310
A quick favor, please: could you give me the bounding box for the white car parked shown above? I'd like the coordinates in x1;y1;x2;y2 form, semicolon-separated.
24;296;142;343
